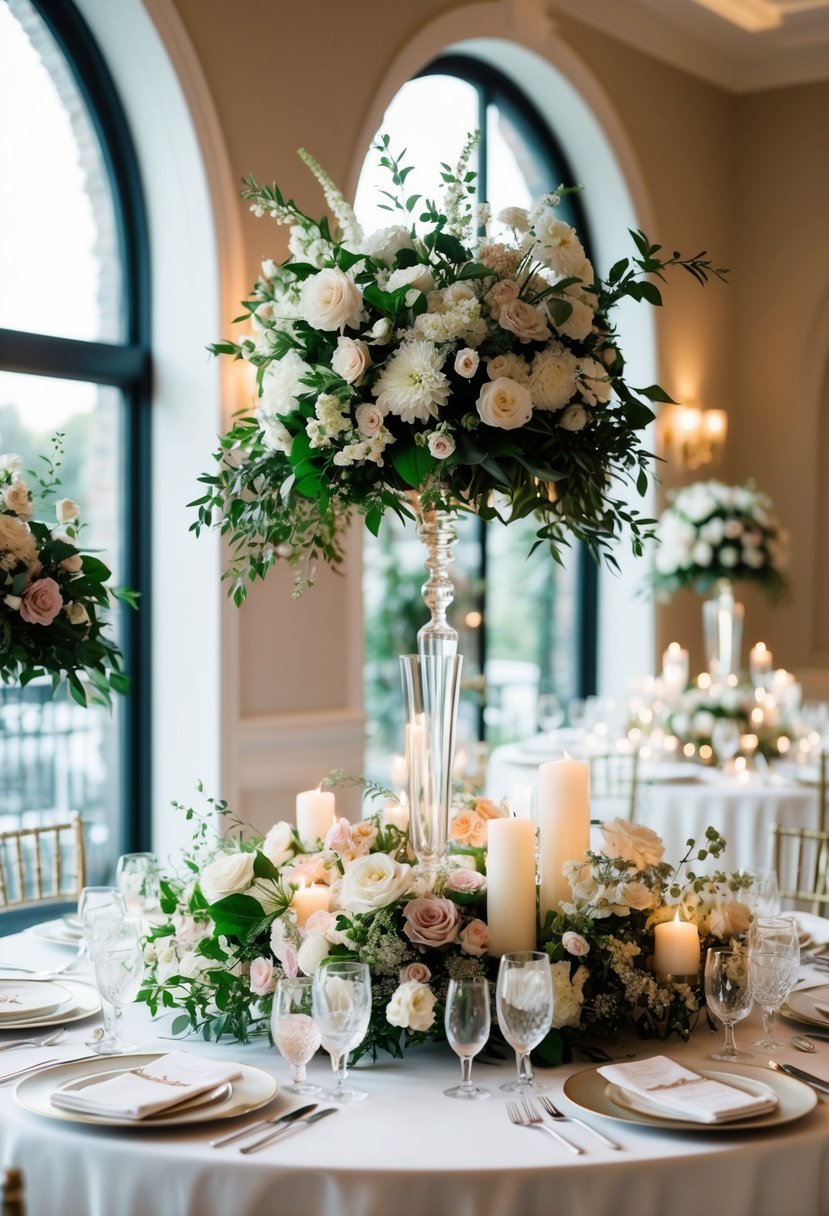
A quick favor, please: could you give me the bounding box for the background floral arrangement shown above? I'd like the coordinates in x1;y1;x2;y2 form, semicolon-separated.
662;680;798;762
138;789;750;1063
652;479;788;602
193;135;724;598
0;439;135;705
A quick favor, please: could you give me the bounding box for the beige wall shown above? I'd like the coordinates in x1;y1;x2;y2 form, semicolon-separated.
162;0;828;821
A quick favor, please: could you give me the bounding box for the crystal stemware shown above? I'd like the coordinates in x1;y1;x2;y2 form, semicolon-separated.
744;869;781;916
443;977;491;1100
704;949;753;1061
272;976;322;1095
115;853;160;916
748;915;799;1050
78;886;126;959
90;918;144;1055
496;951;553;1093
312;961;371;1103
537;693;564;735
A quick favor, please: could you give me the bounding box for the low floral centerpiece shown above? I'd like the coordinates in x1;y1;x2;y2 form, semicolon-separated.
651;480;788;603
0;439;134;704
193;136;724;598
139;789;750;1062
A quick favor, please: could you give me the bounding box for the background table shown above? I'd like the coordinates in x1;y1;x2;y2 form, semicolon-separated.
1;930;829;1216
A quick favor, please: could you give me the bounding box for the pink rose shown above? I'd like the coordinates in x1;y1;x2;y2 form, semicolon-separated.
284;852;333;886
444;869;486;895
19;577;63;626
305;909;337;938
282;946;299;978
249;956;276;997
459;918;489;957
562;931;590;957
400;961;431;984
403;896;461;948
325;817;352;854
498;298;551;344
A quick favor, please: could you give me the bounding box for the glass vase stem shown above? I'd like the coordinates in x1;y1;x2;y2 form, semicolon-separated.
410;493;458;658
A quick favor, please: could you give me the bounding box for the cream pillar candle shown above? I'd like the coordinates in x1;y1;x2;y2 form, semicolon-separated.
291;881;331;928
538;758;590;926
749;642;773;688
382;800;410;832
653;914;701;977
486;817;537;957
295;788;335;848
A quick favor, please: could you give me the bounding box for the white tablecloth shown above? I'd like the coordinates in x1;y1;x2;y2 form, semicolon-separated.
488;742;819;873
1;932;829;1216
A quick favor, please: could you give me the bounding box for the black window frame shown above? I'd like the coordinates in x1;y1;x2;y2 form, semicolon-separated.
0;0;152;852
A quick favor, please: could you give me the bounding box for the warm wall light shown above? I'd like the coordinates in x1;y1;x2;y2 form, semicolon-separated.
661;404;728;470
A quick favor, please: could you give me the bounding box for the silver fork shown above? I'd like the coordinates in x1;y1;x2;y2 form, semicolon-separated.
0;1027;67;1052
536;1095;622;1150
0;950;86;982
791;1035;817;1053
506;1100;582;1155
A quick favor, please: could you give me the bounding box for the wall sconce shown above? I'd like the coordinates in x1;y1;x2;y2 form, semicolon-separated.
661;404;728;471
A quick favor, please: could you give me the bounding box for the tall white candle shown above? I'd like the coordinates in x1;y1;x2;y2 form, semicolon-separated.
291;881;331;928
653;914;701;976
295;788;335;849
538;759;590;926
486;817;537;957
749;642;773;688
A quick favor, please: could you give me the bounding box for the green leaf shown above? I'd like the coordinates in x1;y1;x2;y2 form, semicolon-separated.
390;442;436;489
252;850;280;881
364;506;383;537
635;383;675;404
171;1014;192;1036
207;893;268;941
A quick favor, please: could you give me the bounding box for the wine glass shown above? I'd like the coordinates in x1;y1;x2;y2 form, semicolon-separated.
748;915;800;1050
744;868;781;915
712;719;741;766
536;693;564;735
443;977;491;1100
496;951;553;1093
79;886;126;958
704;949;753;1061
115;853;160;916
312;961;371;1103
90;918;144;1055
272;977;322;1095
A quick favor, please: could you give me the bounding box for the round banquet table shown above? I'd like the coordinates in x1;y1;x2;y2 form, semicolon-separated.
488;741;819;873
2;930;829;1216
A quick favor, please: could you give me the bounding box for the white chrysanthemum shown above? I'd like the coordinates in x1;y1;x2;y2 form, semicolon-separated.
372;340;450;424
259;350;311;418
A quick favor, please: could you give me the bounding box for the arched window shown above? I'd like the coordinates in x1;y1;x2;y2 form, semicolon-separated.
0;0;150;876
356;56;598;785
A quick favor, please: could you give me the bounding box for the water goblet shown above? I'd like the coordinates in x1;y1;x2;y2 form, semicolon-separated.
704;949;753;1061
79;886;126;958
312;961;371;1103
115;853;160;916
272;977;322;1095
712;718;742;767
496;951;553;1093
744;869;781;916
90;918;144;1055
537;693;564;735
748;916;799;1051
443;977;491;1100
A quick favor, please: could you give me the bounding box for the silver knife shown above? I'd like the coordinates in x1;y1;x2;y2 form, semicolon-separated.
210;1102;318;1148
240;1106;336;1154
771;1060;829;1095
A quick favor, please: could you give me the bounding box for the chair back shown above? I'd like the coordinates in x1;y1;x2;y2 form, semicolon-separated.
772;822;829;913
0;818;85;912
589;750;640;822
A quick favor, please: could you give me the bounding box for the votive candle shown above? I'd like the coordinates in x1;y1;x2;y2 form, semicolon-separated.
653;915;700;977
291;881;331;928
295;788;335;849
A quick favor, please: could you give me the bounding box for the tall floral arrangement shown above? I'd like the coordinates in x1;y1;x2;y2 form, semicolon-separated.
0;439;135;705
193;135;725;598
652;480;788;602
139;790;749;1062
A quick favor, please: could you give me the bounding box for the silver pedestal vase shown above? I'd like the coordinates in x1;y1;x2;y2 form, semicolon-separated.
702;578;744;682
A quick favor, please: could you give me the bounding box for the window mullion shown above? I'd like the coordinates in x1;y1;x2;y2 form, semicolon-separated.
0;327;148;388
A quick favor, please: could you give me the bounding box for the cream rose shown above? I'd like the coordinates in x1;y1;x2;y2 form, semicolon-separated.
402;896;461;948
551;961;588;1029
427;432;455;460
0;514;36;564
385;980;436;1032
709;900;752;939
600;819;665;869
261;821;295;868
3;480;31;519
249;956;276;997
56;498;80;523
558;404;588;431
476;378;533;430
561;931;590;957
300;267;363;332
458;918;488;957
355;404;385;438
336;852;411;914
388;264;435;297
454;348;479;378
65;602;89;626
498;298;551;344
332;336;371;384
296;932;331;976
199;851;256;905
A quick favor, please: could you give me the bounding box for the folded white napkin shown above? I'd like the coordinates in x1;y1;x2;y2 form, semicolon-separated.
792;912;829;949
597;1056;778;1124
50;1052;241;1120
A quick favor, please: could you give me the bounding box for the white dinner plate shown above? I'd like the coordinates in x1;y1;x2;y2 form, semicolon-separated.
30;918;83;947
606;1069;777;1124
782;984;829;1028
0;980;72;1021
562;1062;816;1132
58;1067;234;1118
15;1052;278;1128
0;980;100;1030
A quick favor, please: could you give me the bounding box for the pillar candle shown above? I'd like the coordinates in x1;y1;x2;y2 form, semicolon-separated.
291;881;331;929
382;799;409;832
295;788;335;849
538;758;590;926
749;642;773;688
653;915;701;976
486;817;537;957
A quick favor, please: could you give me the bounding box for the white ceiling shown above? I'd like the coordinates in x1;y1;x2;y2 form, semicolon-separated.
549;0;829;91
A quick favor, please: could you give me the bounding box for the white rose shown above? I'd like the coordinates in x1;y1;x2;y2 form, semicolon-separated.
3;594;21;611
454;348;479;378
296;932;331;976
558;404;588;431
178;950;211;980
365;317;393;345
199;851;256;904
692;541;713;567
551;962;588;1029
427;432;455;460
555;294;594;341
561;930;590;957
155;943;180;984
385;980;437;1032
56;498;80;523
616;880;655;911
261;821;294;868
300;267;363;332
336;852;411;913
258;414;293;454
497;206;530;232
0;455;22;476
476;377;533;430
355;404;385;438
600;819;665;869
388;264;435;297
332;337;371;384
361;225;414;265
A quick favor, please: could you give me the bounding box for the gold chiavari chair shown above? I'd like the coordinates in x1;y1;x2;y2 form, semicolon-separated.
589;750;641;823
771;822;829;914
0;818;85;913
